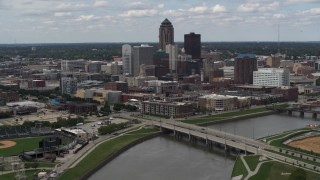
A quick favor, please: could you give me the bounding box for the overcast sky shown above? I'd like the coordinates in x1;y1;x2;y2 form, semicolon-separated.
0;0;319;43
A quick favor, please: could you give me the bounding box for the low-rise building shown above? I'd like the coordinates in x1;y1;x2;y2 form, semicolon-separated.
198;94;251;111
141;101;193;118
0;91;19;102
67;103;97;114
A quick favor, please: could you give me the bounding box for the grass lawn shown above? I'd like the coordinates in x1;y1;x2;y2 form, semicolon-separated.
244;155;262;171
249;161;320;180
58;133;156;180
0;136;49;156
183;107;270;124
0;170;39;180
232;156;248;178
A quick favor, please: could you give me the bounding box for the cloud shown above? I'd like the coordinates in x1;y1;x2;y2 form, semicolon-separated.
54;12;72;17
93;0;108;7
212;4;226;13
119;9;158;17
128;1;143;7
237;1;279;12
287;0;320;3
158;4;164;9
74;15;100;22
161;9;185;17
299;8;320;15
188;6;208;14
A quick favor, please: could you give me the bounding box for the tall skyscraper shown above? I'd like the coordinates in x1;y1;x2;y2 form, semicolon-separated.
159;18;174;50
122;44;132;75
132;44;154;77
166;44;178;73
184;32;201;59
234;54;257;84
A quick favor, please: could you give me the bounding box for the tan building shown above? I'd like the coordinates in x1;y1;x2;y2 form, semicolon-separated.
198;94;250;111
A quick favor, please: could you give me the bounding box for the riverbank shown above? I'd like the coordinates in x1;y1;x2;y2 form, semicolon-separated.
58;128;160;180
182;107;275;126
231;155;319;180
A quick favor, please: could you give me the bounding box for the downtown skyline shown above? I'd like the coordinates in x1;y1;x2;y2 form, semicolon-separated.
0;0;319;43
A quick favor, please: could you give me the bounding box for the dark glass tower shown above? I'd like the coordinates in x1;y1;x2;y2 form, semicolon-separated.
159;18;174;50
184;32;201;59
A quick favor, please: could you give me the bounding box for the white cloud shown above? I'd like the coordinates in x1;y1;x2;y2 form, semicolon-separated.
212;4;226;13
158;4;164;9
93;0;108;7
54;12;72;17
299;8;320;15
237;3;260;12
119;9;158;17
75;15;100;22
161;9;184;17
238;2;279;12
273;13;285;18
128;1;143;7
287;0;320;3
188;6;208;14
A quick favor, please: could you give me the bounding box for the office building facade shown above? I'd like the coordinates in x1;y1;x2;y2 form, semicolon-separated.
253;68;290;87
184;32;201;59
159;18;174;50
132;44;154;77
60;77;77;95
234;54;257;84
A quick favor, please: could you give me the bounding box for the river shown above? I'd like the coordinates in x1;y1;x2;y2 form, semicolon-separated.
89;114;318;180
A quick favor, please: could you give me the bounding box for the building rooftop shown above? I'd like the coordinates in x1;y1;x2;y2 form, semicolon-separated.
236;53;256;59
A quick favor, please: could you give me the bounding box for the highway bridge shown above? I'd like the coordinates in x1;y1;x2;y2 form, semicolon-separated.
149;120;320;173
266;105;320;119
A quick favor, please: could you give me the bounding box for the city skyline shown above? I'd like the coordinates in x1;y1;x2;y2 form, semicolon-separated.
0;0;319;43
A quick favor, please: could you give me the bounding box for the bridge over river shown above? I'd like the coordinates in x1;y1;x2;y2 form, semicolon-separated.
149;120;320;173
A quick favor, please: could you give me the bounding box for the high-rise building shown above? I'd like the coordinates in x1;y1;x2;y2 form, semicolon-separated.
234;54;257;84
159;18;174;50
132;44;154;77
253;68;290;87
122;44;132;75
184;32;201;59
165;44;178;73
60;77;77;95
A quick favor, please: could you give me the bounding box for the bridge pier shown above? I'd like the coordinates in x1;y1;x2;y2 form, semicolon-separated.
299;111;304;118
288;110;292;116
313;113;317;119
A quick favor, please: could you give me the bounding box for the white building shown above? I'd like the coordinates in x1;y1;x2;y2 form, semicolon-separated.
165;44;178;73
122;44;132;75
253;68;290;87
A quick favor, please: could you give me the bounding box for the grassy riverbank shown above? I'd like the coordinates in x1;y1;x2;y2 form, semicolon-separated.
182;107;271;125
232;155;319;180
58;128;159;180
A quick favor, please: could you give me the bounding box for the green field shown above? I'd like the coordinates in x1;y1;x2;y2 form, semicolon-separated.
249;161;320;180
58;132;157;180
232;156;248;178
244;155;262;171
182;107;270;124
0;136;48;156
232;155;320;180
0;170;39;180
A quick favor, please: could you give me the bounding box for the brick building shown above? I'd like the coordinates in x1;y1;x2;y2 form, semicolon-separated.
105;81;128;93
141;101;193;118
234;54;257;84
0;91;19;102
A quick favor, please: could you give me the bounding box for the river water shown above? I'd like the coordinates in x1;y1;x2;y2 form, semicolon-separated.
89;114;318;180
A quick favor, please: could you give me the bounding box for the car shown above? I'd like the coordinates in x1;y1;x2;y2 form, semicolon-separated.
91;124;96;127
